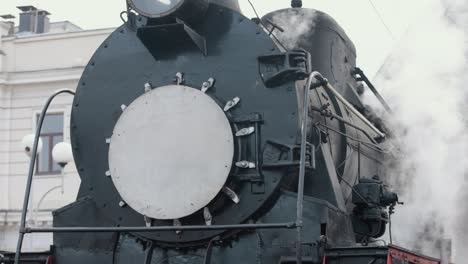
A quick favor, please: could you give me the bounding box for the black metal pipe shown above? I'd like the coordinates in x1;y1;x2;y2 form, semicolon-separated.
310;105;379;144
14;89;75;264
319;76;386;139
203;236;220;264
352;67;392;114
315;123;385;153
24;222;296;233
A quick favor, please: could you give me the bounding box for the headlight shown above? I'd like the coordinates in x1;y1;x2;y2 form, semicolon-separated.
127;0;209;21
127;0;183;18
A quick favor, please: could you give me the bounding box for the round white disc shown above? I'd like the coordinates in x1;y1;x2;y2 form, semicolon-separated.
108;85;234;220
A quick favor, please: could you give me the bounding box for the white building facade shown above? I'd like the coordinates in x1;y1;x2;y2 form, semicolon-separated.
0;8;113;251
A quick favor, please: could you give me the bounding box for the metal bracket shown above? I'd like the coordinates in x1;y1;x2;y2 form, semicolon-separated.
201;78;215;93
236;161;256;169
258;49;311;88
262;140;315;170
263;18;285;36
230;113;264;191
144;83;153;93
174;72;185;85
137;19;207;59
224;97;241;112
235;126;255;137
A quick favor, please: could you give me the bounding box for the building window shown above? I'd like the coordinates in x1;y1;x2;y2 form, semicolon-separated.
36;113;64;175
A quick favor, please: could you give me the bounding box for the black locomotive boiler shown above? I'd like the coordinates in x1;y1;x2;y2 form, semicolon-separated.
8;1;445;264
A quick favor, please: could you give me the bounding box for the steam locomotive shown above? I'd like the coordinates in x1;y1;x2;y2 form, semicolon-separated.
4;0;447;263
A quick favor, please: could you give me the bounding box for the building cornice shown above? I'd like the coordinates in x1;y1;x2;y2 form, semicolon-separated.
0;67;84;85
2;27;115;44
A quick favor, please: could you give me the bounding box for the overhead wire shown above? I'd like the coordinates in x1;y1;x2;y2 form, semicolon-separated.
367;0;396;40
246;0;289;51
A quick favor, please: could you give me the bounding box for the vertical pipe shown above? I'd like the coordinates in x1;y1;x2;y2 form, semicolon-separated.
296;74;315;264
14;89;75;264
358;143;361;182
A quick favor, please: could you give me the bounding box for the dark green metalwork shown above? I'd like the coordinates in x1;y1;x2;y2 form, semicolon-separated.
11;1;404;264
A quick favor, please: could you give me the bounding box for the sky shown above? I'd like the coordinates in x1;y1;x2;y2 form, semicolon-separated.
0;0;422;77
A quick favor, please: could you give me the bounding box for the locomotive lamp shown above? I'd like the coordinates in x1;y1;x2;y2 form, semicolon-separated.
127;0;209;22
52;142;73;168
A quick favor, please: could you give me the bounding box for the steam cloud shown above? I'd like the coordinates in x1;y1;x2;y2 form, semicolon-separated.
270;8;317;50
368;0;468;262
267;1;468;262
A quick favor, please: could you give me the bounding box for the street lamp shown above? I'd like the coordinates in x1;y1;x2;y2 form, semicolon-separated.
52;142;73;168
52;142;74;195
30;142;74;237
21;134;43;157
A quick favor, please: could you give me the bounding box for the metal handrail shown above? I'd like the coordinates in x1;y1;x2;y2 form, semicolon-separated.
295;71;324;263
24;223;296;233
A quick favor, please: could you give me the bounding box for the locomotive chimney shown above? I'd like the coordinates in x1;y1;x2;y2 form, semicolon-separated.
291;0;303;8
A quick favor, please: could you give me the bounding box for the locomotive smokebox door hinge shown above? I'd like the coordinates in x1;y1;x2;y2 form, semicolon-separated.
258;49;311;88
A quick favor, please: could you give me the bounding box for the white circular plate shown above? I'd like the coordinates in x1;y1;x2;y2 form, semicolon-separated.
108;85;234;220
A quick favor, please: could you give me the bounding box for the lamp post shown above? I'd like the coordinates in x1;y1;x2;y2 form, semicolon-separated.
34;142;73;214
33;142;73;213
27;142;73;252
52;142;73;168
52;142;74;193
20;134;43;251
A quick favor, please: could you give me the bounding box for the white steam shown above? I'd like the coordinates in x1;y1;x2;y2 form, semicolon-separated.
369;0;468;262
270;9;317;50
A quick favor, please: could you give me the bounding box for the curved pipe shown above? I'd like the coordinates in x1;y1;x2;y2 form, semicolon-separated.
14;89;75;264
